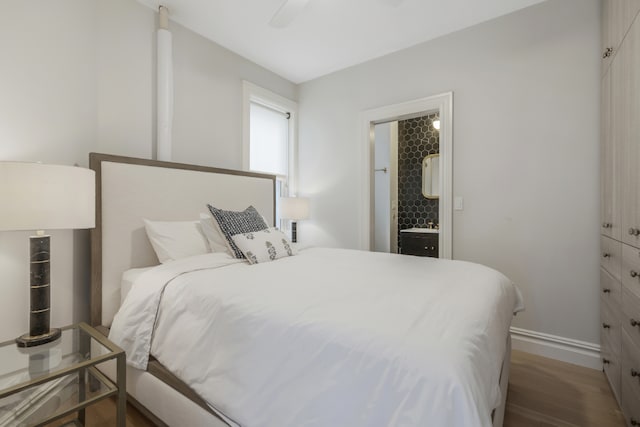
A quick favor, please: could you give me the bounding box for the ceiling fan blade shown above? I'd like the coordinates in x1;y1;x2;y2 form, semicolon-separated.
269;0;311;29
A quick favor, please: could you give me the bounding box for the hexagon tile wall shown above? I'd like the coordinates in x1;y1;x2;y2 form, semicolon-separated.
397;113;440;251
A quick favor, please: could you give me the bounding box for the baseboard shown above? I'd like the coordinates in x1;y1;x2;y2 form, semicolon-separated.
510;327;601;370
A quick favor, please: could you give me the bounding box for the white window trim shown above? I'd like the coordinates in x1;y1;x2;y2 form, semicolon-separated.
242;81;298;195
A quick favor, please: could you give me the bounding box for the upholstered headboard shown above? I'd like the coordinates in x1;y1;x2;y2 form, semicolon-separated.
89;153;275;327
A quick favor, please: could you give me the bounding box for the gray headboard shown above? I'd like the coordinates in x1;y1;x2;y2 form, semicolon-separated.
89;153;276;327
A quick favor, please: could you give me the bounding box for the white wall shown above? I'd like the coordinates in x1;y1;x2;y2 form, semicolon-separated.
297;0;601;344
0;1;98;342
96;0;297;168
0;0;296;342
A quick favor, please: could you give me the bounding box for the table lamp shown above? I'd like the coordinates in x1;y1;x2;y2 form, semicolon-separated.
280;197;310;243
0;162;95;347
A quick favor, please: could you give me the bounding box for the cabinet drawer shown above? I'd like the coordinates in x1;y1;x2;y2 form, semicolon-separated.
602;236;622;281
622;329;640;404
622;286;640;351
601;267;622;312
602;334;622;403
622;244;640;298
602;298;622;357
402;246;438;257
401;233;438;258
621;374;640;427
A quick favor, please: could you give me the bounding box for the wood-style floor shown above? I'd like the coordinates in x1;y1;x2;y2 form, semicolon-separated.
504;350;625;426
51;350;624;426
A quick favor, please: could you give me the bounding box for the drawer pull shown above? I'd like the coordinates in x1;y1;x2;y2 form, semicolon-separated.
632;369;639;378
631;418;639;426
629;227;640;236
603;253;611;258
631;270;639;278
631;318;640;327
603;358;611;364
603;288;611;294
424;246;436;251
603;47;613;58
602;222;612;229
602;322;611;329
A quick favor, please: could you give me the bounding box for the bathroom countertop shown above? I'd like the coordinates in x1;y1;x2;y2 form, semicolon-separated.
400;228;439;234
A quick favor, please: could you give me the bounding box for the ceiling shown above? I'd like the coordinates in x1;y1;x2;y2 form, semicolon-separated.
136;0;546;84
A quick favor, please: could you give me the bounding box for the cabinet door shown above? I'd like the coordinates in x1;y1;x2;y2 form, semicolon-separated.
620;19;640;248
602;0;613;73
601;69;617;239
601;334;622;404
401;233;438;258
602;0;640;67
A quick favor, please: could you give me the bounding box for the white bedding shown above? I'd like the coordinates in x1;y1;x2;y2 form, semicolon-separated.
110;248;524;427
120;267;154;304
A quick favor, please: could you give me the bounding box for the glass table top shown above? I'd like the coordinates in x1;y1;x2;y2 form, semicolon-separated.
0;323;122;426
0;324;114;385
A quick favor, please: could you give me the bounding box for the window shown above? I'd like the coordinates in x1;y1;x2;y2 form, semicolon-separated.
243;81;297;225
249;103;290;177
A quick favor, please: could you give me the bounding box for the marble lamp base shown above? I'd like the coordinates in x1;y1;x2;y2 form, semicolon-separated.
16;233;61;348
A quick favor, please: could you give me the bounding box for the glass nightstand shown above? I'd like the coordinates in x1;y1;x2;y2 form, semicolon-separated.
0;322;125;426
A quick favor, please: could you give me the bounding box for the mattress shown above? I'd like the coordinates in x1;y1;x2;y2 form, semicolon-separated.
109;248;524;427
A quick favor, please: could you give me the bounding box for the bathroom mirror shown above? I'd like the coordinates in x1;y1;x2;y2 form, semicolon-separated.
422;154;440;199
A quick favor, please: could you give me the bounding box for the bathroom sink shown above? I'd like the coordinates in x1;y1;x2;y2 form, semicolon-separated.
400;228;439;234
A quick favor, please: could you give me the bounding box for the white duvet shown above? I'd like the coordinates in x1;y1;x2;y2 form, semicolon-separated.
110;248;524;427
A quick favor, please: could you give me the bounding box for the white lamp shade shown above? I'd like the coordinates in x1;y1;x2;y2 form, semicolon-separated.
0;162;95;231
280;197;310;220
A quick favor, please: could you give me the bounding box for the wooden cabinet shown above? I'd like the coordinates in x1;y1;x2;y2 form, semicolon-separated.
400;232;438;258
601;0;640;74
621;18;640;248
601;2;640;421
601;68;618;239
602;236;622;281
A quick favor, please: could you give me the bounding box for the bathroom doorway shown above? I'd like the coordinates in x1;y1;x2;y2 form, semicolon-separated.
360;93;452;259
373;113;441;255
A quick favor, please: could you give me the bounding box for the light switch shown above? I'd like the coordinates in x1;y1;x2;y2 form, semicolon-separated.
454;197;464;211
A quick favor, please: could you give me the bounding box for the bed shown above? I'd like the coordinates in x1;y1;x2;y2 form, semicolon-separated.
89;153;523;427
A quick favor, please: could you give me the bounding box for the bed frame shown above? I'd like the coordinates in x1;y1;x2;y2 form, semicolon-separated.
89;152;510;426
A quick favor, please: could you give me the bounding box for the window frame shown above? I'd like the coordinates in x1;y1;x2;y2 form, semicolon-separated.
242;81;298;198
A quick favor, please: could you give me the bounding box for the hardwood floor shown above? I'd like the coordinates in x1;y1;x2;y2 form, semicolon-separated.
504;350;625;426
49;398;154;427
51;350;624;426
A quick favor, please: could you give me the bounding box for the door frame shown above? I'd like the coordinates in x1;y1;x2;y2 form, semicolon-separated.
359;92;453;259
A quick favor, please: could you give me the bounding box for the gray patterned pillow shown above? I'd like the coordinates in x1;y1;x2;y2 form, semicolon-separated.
207;205;269;258
231;228;297;264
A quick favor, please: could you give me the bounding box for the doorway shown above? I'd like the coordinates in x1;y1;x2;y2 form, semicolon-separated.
360;93;453;258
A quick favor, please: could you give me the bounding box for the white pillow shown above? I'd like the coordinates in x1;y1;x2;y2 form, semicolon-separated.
231;228;297;264
143;219;210;264
199;213;230;253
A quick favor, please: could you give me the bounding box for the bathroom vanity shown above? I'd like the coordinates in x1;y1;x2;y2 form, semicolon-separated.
400;228;439;258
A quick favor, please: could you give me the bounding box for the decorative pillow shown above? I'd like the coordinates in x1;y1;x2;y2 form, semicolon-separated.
199;213;231;254
143;219;210;264
231;228;297;264
207;205;269;258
